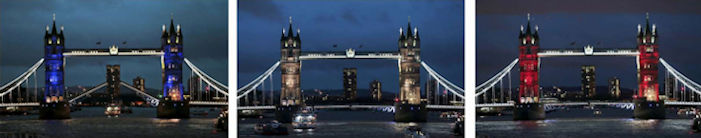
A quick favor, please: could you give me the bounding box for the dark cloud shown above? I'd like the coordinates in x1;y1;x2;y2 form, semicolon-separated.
238;0;284;21
478;0;701;14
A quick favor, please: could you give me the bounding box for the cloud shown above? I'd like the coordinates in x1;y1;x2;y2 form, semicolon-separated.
238;0;284;21
477;0;701;14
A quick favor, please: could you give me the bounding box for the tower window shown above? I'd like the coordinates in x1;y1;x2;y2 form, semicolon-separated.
48;39;52;45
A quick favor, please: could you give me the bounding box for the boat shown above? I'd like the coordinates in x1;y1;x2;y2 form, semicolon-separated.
215;108;227;131
453;115;464;136
405;126;429;138
238;109;263;118
105;103;121;117
292;108;317;129
441;111;461;119
254;120;288;135
692;113;701;132
594;109;601;115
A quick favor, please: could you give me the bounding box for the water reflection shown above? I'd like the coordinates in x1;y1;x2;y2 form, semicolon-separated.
0;107;226;137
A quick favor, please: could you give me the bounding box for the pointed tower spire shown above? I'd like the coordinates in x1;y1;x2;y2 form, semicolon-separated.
644;12;651;35
51;13;57;35
534;25;539;36
288;16;294;37
414;27;420;40
169;15;176;34
406;16;413;37
524;13;533;36
296;28;301;41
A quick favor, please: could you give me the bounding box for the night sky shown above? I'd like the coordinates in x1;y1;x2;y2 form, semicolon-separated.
237;0;464;94
477;0;701;89
0;0;228;89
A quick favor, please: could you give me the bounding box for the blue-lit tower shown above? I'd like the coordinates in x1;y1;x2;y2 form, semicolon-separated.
157;17;189;118
40;14;70;119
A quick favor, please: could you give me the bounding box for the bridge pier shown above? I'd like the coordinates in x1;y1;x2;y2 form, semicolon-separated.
39;101;70;119
394;103;427;122
633;99;665;119
513;103;545;120
275;105;301;123
157;101;190;118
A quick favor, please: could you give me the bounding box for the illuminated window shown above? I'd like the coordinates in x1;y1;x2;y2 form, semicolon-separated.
413;41;416;47
522;39;526;45
651;37;655;43
48;39;52;44
531;38;536;44
57;38;61;45
646;47;653;53
167;39;171;44
176;37;179;43
285;42;288;47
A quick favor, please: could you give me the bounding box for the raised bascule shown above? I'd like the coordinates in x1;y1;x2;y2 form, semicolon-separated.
237;17;464;123
0;14;228;119
476;13;678;120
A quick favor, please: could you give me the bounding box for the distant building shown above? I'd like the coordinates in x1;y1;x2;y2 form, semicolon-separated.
664;77;675;101
188;76;201;100
425;79;437;104
609;77;621;99
370;80;382;102
581;65;596;98
343;68;357;101
106;65;120;101
133;76;145;92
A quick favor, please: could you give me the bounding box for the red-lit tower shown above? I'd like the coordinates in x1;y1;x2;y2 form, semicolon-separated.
518;15;539;104
633;13;665;119
513;14;545;120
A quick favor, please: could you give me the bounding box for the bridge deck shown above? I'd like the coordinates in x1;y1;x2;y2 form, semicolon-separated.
300;51;400;60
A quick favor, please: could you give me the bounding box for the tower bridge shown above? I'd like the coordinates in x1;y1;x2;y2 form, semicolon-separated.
477;13;701;120
237;17;464;123
0;15;228;119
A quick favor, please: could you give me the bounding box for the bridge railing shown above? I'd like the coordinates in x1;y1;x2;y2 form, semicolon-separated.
237;61;279;99
120;82;160;106
68;82;107;104
476;58;518;97
0;59;44;97
184;58;228;95
421;61;464;99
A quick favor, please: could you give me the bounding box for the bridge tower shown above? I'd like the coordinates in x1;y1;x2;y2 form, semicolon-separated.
157;17;190;118
633;14;665;119
40;14;70;119
275;17;303;123
514;14;545;120
394;18;427;122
